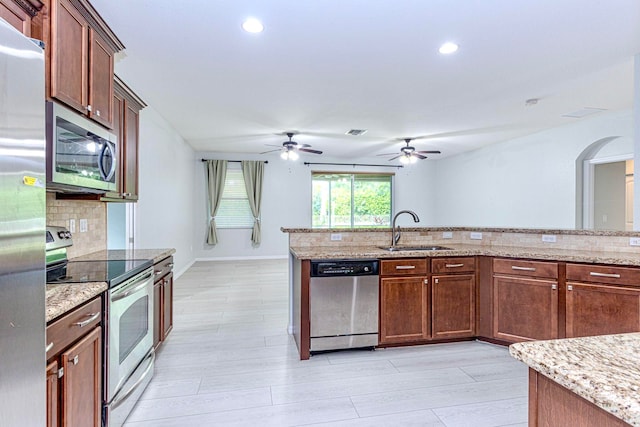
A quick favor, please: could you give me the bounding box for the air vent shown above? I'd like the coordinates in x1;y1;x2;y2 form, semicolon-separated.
345;129;368;136
562;107;606;118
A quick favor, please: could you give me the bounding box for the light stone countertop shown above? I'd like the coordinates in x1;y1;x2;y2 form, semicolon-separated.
289;243;640;266
46;282;107;323
72;248;175;264
510;334;640;426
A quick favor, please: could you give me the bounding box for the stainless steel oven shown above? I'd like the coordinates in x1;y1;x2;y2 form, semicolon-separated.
104;266;155;427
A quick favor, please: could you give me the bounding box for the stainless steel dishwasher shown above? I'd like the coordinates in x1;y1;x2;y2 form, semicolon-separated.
309;260;379;352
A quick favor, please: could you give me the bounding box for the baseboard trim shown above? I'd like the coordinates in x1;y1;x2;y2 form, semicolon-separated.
174;259;196;279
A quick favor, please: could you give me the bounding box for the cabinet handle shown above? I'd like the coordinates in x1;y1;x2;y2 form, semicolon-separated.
395;265;416;270
445;263;465;268
122;193;132;197
567;285;573;291
589;272;621;279
87;104;92;112
551;284;557;290
70;355;79;365
434;278;439;284
154;270;163;276
45;342;54;353
512;266;536;272
73;312;100;328
166;263;174;268
96;110;100;117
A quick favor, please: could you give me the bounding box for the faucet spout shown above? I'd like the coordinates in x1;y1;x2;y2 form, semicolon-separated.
391;210;420;247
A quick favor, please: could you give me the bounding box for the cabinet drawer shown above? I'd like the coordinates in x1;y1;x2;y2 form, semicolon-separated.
154;255;174;282
432;257;475;274
566;263;640;286
380;258;428;276
493;258;558;279
46;297;102;360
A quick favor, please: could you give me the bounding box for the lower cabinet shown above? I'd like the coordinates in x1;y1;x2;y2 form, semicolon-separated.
379;275;430;343
153;256;174;349
432;274;475;339
46;297;102;427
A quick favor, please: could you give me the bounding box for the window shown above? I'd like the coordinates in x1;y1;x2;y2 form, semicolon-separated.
216;167;254;228
312;173;392;228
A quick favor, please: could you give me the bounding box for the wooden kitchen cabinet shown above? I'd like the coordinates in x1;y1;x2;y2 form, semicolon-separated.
45;0;124;128
46;296;102;427
565;263;640;338
379;259;430;344
153;256;174;349
432;257;475;339
0;0;42;35
493;259;559;342
101;76;146;201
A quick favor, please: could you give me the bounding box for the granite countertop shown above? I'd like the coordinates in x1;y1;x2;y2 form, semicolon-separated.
46;282;107;323
510;334;640;426
72;248;176;264
289;243;640;267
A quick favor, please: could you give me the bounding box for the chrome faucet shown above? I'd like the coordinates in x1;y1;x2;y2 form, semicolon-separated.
391;210;420;247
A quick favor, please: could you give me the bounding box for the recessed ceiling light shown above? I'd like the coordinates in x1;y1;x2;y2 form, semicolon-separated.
438;42;459;55
242;18;264;33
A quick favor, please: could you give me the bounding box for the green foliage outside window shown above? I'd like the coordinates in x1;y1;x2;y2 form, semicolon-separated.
312;173;392;228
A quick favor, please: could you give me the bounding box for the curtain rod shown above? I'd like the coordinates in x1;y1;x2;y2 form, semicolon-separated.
201;159;268;163
303;162;403;169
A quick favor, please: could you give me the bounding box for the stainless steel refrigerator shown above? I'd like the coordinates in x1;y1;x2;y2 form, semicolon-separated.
0;19;46;426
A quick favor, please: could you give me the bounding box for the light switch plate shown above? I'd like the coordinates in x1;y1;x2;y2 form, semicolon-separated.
470;232;482;240
79;219;88;233
542;235;557;243
630;237;640;246
330;233;342;241
442;231;453;239
68;219;76;233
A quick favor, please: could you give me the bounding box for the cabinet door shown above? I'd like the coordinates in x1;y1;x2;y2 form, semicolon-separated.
566;282;640;338
432;274;475;339
163;273;174;338
101;91;123;200
60;327;101;427
493;275;558;342
50;0;88;113
0;0;31;35
379;276;429;344
122;102;140;200
88;28;114;128
153;280;162;348
46;360;59;427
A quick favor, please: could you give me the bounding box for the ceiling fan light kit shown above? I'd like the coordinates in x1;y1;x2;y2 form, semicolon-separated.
260;132;323;161
280;150;299;161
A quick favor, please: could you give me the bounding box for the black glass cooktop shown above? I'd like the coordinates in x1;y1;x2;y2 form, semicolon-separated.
47;259;153;287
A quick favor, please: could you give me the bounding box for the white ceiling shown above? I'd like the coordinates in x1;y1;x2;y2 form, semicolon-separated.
91;0;640;161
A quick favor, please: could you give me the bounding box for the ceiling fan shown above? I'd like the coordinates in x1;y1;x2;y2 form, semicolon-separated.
378;138;441;164
260;132;323;160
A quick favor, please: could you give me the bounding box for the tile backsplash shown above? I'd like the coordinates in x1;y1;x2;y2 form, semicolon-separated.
46;193;107;258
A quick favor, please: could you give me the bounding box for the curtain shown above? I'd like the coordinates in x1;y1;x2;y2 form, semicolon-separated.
241;160;264;245
205;160;228;245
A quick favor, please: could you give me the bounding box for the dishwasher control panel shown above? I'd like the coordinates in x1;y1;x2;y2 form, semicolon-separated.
311;260;379;277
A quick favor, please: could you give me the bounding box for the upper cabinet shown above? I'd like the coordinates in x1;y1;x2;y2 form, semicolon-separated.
0;0;43;36
44;0;124;129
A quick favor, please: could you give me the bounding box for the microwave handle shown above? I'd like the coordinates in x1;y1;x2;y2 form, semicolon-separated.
98;141;117;182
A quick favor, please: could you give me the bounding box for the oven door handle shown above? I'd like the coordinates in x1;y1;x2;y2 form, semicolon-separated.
111;350;155;408
111;270;153;302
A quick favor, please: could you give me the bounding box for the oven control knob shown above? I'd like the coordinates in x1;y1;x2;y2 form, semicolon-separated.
64;231;72;238
58;231;65;239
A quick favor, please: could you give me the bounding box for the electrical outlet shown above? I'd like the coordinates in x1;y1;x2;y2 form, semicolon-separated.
330;233;342;241
79;219;88;233
470;232;482;240
442;231;453;239
542;235;557;243
630;237;640;246
68;219;76;233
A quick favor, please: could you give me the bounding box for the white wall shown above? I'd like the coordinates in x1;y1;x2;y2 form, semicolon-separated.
134;107;196;275
434;110;634;228
193;154;437;260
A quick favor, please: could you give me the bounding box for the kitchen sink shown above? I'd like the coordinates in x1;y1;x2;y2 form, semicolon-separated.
378;245;453;252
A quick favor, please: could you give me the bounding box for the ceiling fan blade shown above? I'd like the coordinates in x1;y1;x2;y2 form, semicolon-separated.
416;150;441;154
299;148;323;155
376;152;398;157
298;143;311;148
265;143;284;148
412;153;428;160
388;155;401;161
259;148;282;154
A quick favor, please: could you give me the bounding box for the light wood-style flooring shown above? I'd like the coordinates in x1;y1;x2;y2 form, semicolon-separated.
124;259;528;426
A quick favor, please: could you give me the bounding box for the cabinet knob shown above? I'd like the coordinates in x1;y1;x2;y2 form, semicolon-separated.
87;104;92;112
71;355;79;365
434;278;439;284
96;110;101;117
567;285;573;291
423;279;428;285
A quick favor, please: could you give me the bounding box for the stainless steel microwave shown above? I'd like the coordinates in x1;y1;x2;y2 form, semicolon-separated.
46;101;117;193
